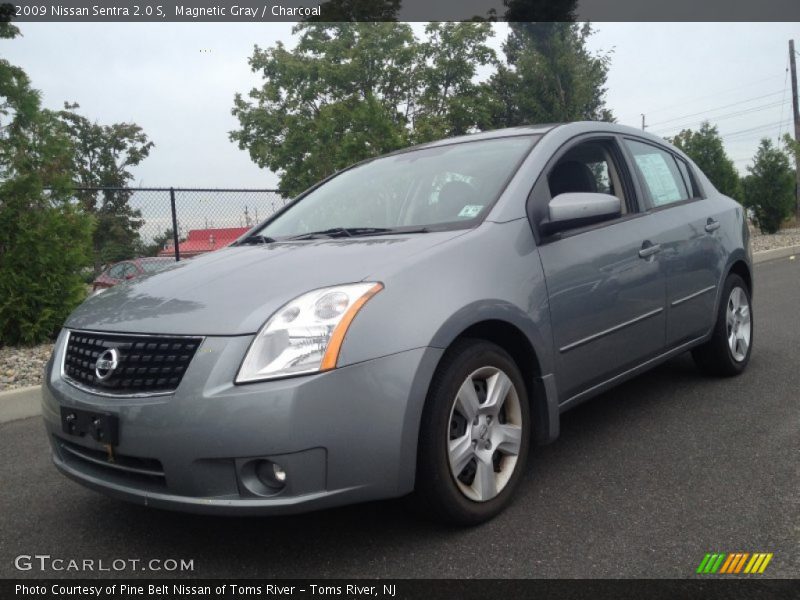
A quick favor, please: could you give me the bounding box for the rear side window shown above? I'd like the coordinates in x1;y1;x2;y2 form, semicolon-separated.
624;139;690;207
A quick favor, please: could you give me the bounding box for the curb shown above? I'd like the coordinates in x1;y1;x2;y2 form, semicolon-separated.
0;385;42;424
753;245;800;264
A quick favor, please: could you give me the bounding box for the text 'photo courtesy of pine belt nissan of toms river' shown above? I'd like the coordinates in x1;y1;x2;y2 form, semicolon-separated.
42;122;753;525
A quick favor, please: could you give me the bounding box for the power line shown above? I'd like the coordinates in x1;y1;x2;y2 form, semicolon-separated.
655;118;792;146
643;74;786;115
651;99;790;136
719;119;793;141
647;90;787;128
724;125;790;141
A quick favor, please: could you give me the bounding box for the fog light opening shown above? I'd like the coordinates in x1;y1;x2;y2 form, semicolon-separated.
272;463;287;483
255;459;287;491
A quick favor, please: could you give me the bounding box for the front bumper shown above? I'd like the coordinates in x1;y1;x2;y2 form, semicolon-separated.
42;331;442;515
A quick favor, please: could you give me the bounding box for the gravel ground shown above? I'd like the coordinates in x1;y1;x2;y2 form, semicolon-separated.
0;343;54;392
0;228;797;394
750;226;800;253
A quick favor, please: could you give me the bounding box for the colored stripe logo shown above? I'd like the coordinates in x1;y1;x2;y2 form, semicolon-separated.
696;552;773;574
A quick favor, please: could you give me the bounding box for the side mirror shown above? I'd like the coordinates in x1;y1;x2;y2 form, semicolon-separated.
544;192;621;234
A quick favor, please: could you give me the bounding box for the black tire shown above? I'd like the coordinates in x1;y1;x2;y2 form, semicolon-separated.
413;339;531;525
692;273;753;376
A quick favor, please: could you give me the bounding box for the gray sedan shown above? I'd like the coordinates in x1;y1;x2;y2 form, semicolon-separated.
42;122;752;524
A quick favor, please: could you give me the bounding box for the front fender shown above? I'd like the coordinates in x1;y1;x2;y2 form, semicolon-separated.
428;299;554;376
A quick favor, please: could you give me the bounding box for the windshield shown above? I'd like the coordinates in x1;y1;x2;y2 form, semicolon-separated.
256;136;538;239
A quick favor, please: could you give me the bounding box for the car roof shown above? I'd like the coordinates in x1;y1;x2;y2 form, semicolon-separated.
410;124;559;150
392;121;673;154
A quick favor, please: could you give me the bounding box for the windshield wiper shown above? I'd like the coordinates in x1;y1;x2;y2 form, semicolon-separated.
286;227;374;240
286;227;429;240
237;234;278;245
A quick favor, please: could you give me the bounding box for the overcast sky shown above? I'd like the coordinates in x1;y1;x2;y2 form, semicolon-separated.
1;22;798;188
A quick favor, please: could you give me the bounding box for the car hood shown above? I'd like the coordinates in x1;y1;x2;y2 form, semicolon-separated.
66;231;466;336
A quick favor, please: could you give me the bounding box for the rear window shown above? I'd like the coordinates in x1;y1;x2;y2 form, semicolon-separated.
141;260;174;273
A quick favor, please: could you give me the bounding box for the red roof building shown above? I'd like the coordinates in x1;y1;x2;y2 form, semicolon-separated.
158;227;249;258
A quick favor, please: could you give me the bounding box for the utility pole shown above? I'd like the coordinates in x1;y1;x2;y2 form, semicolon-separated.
641;113;646;131
790;40;800;221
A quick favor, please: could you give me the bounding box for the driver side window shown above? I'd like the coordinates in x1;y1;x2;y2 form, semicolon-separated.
547;140;629;215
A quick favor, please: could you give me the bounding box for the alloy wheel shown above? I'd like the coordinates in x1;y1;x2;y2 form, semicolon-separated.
447;366;523;502
726;286;751;362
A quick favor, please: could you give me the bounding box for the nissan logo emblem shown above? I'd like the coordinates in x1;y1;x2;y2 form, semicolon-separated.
95;348;120;381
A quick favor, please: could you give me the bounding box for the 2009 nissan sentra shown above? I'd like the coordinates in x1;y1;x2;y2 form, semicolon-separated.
42;122;753;524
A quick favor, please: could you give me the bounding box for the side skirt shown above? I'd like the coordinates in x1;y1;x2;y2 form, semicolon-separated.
557;334;709;414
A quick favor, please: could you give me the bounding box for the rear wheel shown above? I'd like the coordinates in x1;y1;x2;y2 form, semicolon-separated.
414;339;530;525
692;273;753;376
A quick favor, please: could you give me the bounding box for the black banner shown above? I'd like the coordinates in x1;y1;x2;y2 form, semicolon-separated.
4;0;800;22
3;579;800;600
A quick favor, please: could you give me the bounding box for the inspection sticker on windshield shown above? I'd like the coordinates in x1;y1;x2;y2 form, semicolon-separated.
458;205;484;218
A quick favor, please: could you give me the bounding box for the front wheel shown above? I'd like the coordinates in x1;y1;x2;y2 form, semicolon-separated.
692;273;753;376
414;339;530;525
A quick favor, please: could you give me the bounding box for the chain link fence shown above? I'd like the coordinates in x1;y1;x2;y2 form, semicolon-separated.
64;187;288;268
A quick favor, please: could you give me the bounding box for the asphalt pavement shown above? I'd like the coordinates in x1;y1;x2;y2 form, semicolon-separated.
1;258;798;579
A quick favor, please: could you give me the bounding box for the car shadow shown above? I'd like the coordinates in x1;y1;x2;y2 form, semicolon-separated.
44;352;729;578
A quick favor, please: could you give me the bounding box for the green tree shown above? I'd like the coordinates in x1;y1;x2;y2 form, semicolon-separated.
742;138;795;234
231;22;496;196
670;122;741;200
57;103;154;273
0;28;93;344
144;227;184;257
486;22;613;128
782;132;800;220
413;22;497;141
0;3;19;39
783;132;800;159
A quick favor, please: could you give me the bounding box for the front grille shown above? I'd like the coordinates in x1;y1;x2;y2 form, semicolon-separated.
63;330;202;395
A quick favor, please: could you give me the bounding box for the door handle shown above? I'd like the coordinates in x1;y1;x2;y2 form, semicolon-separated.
638;242;662;259
705;218;720;233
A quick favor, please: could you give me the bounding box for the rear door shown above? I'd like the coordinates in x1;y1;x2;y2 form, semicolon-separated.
530;135;668;401
621;139;723;347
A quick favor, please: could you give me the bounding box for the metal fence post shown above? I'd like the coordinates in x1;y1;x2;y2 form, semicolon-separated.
170;187;180;262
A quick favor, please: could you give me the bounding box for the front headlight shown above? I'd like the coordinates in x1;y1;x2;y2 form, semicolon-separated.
236;282;383;383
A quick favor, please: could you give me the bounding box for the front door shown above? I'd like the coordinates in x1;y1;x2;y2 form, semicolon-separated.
532;137;668;401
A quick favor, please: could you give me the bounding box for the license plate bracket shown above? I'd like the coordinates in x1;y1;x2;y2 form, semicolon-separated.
60;407;119;446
